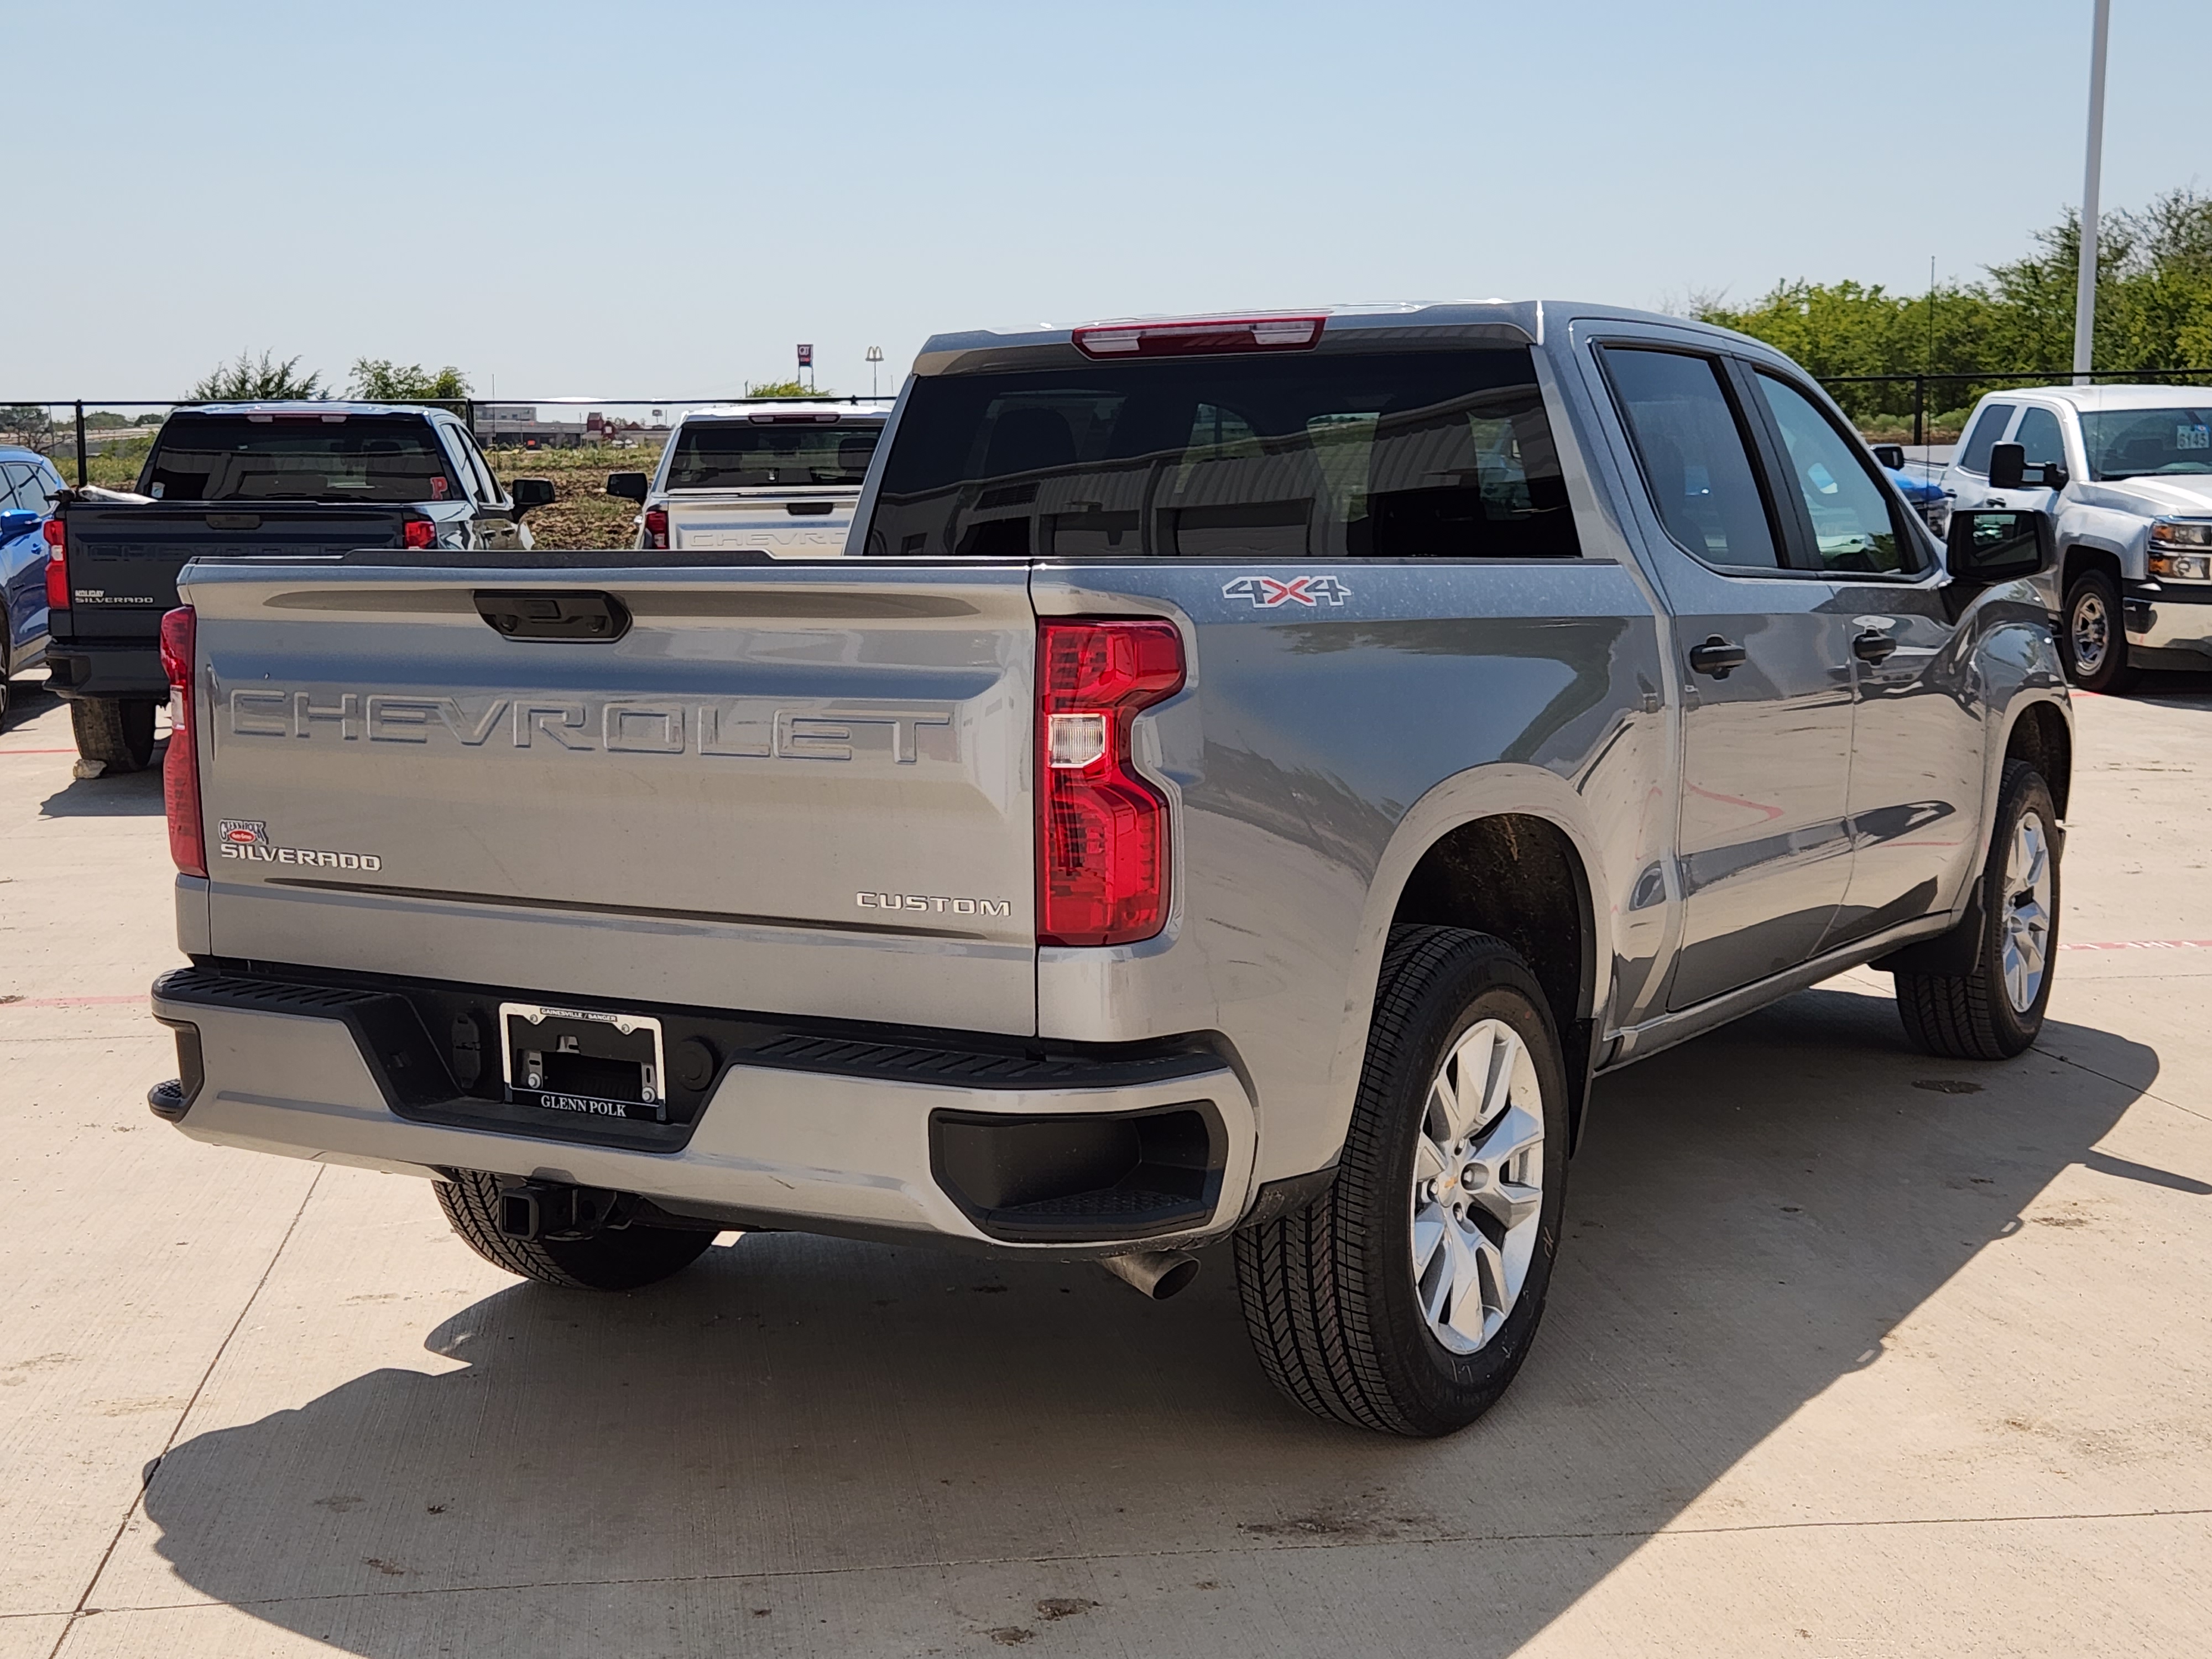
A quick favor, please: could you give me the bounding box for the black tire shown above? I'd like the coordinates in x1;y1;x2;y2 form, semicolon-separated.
2059;569;2137;693
1895;761;2060;1061
70;696;158;773
1234;926;1570;1437
0;629;12;731
435;1170;716;1291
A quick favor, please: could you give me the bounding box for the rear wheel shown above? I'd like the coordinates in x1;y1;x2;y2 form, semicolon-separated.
2060;570;2136;693
435;1171;717;1290
1895;761;2059;1061
70;696;158;773
1234;926;1568;1437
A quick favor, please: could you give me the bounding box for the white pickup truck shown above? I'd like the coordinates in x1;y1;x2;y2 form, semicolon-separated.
1940;385;2212;691
605;403;886;557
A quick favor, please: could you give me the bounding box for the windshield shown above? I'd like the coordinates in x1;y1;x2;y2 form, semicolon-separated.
2081;406;2212;479
866;347;1579;560
141;413;460;503
665;419;882;488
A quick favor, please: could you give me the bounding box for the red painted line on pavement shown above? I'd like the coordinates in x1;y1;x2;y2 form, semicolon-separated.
0;748;81;755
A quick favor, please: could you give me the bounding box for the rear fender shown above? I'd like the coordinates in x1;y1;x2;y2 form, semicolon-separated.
1323;763;1612;1156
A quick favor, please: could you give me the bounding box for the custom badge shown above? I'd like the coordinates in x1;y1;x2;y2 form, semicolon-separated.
1221;574;1352;609
219;820;269;848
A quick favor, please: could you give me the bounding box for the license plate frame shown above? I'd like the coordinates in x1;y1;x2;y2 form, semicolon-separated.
499;1001;668;1124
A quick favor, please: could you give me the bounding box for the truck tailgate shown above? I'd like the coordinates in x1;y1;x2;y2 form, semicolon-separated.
667;492;859;557
185;559;1037;1034
59;503;415;644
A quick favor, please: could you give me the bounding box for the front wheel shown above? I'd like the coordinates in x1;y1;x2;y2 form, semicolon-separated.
70;696;158;773
1895;761;2060;1060
1234;926;1569;1437
2060;570;2137;693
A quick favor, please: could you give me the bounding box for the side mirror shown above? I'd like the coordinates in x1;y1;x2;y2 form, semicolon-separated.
0;508;39;541
1987;441;2069;493
1947;508;2056;585
509;478;556;515
604;472;649;503
1871;444;1907;470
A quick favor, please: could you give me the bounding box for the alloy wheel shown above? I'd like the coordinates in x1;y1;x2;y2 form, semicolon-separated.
2002;811;2055;1014
1410;1019;1545;1354
2070;591;2109;676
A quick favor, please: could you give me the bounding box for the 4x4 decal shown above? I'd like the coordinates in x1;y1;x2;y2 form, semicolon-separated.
1221;574;1352;609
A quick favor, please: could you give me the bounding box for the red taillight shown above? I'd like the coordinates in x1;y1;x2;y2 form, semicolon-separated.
160;607;205;878
1037;619;1185;947
43;519;66;609
402;519;436;550
644;506;669;549
1071;314;1325;359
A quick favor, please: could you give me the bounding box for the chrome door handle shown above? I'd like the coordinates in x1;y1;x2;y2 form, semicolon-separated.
1851;629;1898;665
1688;637;1747;679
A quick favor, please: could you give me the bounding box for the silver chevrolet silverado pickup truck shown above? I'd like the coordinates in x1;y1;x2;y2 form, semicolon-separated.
147;303;2072;1437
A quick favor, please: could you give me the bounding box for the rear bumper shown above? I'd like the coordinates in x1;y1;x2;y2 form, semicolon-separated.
43;641;168;700
149;968;1258;1257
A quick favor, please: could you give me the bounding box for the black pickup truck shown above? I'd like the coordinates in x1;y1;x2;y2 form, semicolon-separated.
47;402;552;771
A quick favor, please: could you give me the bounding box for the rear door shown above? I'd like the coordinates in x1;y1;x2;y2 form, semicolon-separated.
1593;343;1859;1010
187;558;1037;1035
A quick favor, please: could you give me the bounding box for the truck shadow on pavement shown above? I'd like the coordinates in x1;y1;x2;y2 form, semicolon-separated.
137;984;2162;1656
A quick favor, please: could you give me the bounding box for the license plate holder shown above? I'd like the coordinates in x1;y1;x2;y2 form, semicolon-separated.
499;1002;667;1124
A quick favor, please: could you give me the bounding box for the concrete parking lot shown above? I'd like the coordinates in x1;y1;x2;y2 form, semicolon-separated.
3;674;2209;1659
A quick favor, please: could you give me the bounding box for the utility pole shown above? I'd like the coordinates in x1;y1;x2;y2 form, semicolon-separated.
2073;0;2112;385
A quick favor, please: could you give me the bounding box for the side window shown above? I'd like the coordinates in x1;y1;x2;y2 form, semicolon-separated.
441;427;493;502
463;431;502;502
1600;347;1783;570
2013;405;2067;468
35;462;65;508
0;463;29;510
1753;373;1916;576
1957;402;2018;474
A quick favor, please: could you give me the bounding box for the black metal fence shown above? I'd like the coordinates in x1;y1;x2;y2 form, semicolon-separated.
9;372;2212;484
1771;368;2212;448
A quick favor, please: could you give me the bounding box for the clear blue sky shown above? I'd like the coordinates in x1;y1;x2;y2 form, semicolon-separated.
11;0;2208;402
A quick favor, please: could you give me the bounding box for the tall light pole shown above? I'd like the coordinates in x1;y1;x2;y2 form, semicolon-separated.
2072;0;2112;385
867;346;884;398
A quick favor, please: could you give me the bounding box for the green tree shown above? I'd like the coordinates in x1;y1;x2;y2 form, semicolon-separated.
1695;190;2212;433
348;359;472;403
1;406;56;448
186;351;326;401
743;378;832;398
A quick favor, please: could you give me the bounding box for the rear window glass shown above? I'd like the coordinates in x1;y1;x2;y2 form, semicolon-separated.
866;348;1580;560
142;413;459;503
665;419;882;488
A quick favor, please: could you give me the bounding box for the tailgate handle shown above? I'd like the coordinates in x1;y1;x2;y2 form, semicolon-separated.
786;501;836;516
473;589;632;642
206;513;261;530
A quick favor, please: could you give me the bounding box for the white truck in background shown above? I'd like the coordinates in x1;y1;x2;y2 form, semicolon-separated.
1939;385;2212;692
606;403;886;556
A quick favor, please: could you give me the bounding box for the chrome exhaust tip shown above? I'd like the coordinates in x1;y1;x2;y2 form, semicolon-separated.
1098;1248;1199;1301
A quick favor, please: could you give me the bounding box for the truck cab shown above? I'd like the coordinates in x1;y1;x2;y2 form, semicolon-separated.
1940;387;2212;690
606;403;886;556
